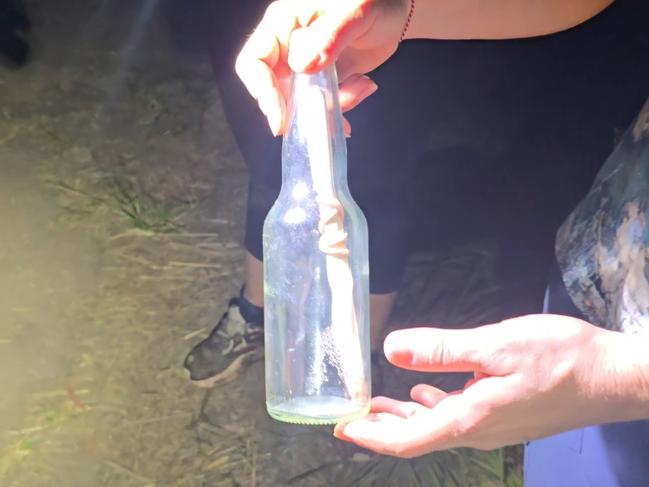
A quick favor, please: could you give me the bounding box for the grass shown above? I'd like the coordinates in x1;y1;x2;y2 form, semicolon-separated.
16;437;35;452
110;179;186;233
47;175;188;234
277;430;523;487
40;167;524;486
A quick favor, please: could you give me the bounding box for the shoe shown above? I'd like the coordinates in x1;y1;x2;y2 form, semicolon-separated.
183;290;264;388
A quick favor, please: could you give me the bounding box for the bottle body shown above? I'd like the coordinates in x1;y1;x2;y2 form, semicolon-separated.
263;67;371;424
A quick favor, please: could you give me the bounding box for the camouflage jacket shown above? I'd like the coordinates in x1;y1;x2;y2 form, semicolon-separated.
556;97;649;334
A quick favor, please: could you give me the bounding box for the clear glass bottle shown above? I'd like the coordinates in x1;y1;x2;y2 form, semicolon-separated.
263;66;371;424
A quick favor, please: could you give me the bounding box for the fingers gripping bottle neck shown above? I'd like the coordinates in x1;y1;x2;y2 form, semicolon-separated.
263;66;371;424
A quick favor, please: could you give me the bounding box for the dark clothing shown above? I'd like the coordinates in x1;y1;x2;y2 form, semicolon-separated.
208;0;649;297
556;97;649;334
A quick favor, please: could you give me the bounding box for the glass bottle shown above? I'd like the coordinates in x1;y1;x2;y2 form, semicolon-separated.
263;65;371;424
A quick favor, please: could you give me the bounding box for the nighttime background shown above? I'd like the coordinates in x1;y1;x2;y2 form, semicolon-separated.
2;0;647;485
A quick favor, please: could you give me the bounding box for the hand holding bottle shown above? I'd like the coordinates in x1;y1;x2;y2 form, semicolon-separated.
235;0;614;136
234;0;409;135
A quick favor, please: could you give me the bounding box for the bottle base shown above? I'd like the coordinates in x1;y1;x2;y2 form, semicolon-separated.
267;395;370;425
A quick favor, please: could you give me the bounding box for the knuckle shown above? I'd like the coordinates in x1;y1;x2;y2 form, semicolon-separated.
234;57;262;102
234;53;248;82
454;407;487;438
264;0;298;26
319;28;339;54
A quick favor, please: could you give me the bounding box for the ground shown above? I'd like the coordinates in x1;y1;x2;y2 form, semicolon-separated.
0;1;521;485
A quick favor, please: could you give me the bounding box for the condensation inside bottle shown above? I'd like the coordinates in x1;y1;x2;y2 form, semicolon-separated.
262;67;371;424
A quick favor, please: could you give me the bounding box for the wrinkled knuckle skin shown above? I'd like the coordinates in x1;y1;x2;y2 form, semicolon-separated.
454;411;483;441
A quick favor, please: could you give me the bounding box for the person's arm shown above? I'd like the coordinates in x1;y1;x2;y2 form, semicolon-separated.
589;326;649;421
333;315;649;458
405;0;615;40
235;0;615;135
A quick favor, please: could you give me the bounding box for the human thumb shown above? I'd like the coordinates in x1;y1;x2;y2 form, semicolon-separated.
383;327;496;373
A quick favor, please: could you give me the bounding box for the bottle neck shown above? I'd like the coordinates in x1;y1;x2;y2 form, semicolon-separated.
280;67;350;196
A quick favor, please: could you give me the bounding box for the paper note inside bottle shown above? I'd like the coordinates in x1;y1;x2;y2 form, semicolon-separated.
302;85;366;404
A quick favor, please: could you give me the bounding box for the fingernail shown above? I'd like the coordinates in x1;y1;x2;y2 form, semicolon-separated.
268;109;282;137
343;118;352;138
357;83;378;105
259;97;282;136
383;332;397;356
348;74;378;96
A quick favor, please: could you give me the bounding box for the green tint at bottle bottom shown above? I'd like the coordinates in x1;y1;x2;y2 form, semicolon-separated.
267;395;370;425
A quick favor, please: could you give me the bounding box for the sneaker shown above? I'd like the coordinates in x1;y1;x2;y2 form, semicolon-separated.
183;291;264;388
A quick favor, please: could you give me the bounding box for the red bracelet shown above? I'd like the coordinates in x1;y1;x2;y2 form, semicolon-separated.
400;0;415;42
